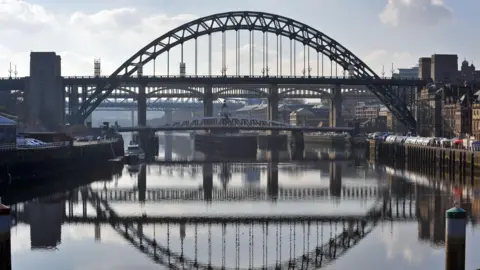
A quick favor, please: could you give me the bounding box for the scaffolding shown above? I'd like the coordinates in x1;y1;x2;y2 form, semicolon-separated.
94;59;101;77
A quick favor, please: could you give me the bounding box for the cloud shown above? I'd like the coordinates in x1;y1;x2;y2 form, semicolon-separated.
380;0;453;27
0;1;197;76
0;0;56;32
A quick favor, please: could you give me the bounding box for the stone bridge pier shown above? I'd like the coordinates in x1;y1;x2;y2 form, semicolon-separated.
329;163;342;197
164;110;173;160
268;84;279;138
203;84;213;117
329;84;343;127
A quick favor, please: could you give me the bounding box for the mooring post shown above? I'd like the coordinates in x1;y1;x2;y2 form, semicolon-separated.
0;204;11;270
445;206;466;270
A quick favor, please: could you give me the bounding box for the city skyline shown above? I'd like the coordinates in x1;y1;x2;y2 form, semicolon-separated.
0;0;478;77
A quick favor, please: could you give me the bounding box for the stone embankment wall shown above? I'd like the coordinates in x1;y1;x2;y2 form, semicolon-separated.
371;141;480;186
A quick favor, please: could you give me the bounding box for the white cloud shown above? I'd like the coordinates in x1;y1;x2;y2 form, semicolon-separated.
380;0;453;27
0;0;56;31
0;1;198;76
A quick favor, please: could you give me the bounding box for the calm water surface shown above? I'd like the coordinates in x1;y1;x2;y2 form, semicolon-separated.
4;140;480;270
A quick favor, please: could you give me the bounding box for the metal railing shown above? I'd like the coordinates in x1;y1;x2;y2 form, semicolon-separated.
59;75;423;80
73;138;119;145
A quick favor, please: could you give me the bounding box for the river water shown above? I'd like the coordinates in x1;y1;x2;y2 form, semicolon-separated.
4;137;480;270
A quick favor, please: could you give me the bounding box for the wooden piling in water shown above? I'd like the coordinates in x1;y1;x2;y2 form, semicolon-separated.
373;141;480;187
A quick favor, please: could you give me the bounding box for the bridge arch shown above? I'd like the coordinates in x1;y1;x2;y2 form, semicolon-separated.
88;86;204;98
111;87;136;96
167;116;291;128
146;86;203;98
279;87;332;99
214;87;268;98
76;11;415;129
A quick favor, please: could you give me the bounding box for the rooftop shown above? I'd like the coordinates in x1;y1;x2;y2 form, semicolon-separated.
0;115;16;125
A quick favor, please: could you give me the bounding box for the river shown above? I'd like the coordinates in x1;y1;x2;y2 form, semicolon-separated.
3;140;480;270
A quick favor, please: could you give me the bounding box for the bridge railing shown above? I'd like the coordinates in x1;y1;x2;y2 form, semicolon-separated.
0;77;25;81
59;75;423;81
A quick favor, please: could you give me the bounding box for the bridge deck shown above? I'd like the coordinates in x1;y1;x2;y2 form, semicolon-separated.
57;75;425;86
119;126;354;132
88;186;381;202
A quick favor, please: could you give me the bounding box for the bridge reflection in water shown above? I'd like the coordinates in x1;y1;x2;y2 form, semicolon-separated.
7;159;476;270
99;161;370;202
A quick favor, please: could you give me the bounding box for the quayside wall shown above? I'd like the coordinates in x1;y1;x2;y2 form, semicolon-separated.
371;141;480;187
0;139;124;183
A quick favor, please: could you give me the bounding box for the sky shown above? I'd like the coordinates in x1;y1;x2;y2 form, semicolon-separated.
0;0;479;77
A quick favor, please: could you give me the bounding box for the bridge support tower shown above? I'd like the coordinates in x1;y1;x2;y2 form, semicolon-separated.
138;165;147;202
204;84;214;117
329;84;343;127
68;86;80;124
81;188;88;217
135;77;157;158
164;110;173;160
81;85;91;125
290;131;305;153
94;198;101;242
203;163;213;202
268;84;279;135
26;52;64;130
137;83;147;127
267;151;279;201
329;163;342;197
138;129;157;160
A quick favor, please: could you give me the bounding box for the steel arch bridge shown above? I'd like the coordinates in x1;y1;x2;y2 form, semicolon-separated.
166;116;291;128
73;11;417;130
116;116;354;132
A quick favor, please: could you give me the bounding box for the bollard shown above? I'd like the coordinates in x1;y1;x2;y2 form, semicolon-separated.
445;207;466;270
0;204;11;270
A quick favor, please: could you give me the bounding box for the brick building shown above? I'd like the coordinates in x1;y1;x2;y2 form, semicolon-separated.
456;93;473;136
355;103;381;120
473;106;480;140
416;84;476;138
358;116;388;133
442;87;459;138
471;92;480;140
416;86;442;137
460;59;480;84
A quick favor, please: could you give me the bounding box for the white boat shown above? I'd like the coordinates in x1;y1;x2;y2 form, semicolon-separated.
126;144;145;160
